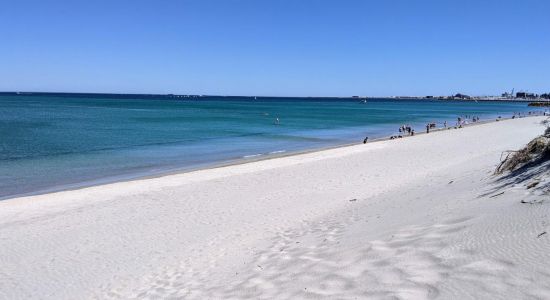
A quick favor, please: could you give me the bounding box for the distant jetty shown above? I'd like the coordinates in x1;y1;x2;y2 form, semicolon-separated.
528;102;550;107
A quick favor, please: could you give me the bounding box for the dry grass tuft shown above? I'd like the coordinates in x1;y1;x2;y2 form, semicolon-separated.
495;133;550;174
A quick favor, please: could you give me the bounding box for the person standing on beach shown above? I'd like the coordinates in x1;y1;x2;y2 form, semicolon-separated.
444;121;447;128
426;124;430;133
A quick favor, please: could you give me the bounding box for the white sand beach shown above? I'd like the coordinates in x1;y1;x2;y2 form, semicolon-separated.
1;116;549;299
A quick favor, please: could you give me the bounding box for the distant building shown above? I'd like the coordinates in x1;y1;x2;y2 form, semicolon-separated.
454;93;471;99
516;92;536;99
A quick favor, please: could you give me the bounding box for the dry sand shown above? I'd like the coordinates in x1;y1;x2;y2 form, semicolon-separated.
0;116;549;299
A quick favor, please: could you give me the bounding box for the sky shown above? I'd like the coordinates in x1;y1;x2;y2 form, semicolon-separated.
1;0;549;97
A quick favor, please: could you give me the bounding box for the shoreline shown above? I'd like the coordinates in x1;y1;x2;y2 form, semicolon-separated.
2;113;542;202
1;116;548;299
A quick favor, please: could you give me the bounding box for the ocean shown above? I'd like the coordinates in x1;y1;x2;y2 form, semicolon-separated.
0;94;542;199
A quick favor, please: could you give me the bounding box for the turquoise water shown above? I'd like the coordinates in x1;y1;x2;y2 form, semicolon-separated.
0;95;541;199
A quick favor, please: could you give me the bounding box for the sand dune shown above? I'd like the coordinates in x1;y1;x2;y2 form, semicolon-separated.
0;117;548;299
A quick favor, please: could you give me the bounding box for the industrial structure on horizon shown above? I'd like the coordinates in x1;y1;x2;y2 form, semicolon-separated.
413;89;550;101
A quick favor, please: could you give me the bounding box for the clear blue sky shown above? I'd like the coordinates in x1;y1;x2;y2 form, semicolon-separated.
1;0;549;97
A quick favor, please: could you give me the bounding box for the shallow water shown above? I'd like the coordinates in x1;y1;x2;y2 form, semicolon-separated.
0;95;540;199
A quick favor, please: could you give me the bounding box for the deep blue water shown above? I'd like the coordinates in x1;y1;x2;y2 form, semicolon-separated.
0;95;542;199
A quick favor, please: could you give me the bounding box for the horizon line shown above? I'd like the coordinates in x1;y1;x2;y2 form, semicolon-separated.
1;90;549;99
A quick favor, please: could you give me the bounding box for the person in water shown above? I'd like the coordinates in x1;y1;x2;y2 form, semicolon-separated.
363;136;369;144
